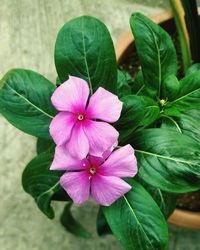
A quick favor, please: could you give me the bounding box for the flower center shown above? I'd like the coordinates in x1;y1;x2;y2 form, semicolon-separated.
88;166;97;175
77;114;84;121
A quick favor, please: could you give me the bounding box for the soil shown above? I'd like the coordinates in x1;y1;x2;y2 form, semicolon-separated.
177;191;200;211
118;30;200;212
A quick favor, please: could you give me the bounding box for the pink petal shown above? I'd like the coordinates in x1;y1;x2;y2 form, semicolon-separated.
99;145;138;178
50;145;89;171
51;76;89;113
91;174;131;206
60;171;90;204
86;87;123;122
49;112;76;146
66;123;89;160
83;120;119;158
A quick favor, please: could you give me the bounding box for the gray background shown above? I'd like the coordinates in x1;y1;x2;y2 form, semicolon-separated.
0;0;200;250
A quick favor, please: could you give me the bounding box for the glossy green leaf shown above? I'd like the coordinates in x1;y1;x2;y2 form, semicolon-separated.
131;128;200;193
186;63;200;76
55;16;117;93
161;109;200;144
60;203;91;238
140;180;178;218
22;149;69;219
36;138;55;154
161;75;180;101
132;69;145;95
103;179;168;250
130;12;177;98
116;95;160;143
167;70;200;111
117;70;132;98
96;207;111;236
0;69;56;139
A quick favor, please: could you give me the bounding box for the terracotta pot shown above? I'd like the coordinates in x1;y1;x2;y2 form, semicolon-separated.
115;10;200;229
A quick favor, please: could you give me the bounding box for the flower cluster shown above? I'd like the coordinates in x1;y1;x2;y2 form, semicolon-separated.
49;76;137;206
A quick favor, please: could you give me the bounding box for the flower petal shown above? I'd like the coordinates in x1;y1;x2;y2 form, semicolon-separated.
86;87;123;122
91;174;131;206
66;123;89;160
50;145;89;171
83;120;119;158
60;171;90;204
49;112;76;146
51;76;89;113
99;145;138;178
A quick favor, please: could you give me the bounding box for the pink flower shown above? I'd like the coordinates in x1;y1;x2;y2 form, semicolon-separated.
50;144;137;206
49;76;122;160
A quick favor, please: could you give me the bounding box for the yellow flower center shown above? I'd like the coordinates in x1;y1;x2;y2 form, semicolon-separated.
88;167;97;175
77;114;84;121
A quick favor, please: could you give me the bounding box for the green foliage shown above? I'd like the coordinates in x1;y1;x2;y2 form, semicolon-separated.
55;16;117;94
131;128;200;193
60;203;91;238
116;95;160;143
130;12;177;98
36;138;55;154
161;109;200;144
103;180;168;250
165;71;200;111
117;70;132;98
0;69;56;139
2;13;200;250
22;149;70;219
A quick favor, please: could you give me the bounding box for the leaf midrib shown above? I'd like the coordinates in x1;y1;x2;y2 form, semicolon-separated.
123;195;154;250
6;84;54;119
136;16;162;97
81;19;93;95
170;87;200;105
135;149;195;165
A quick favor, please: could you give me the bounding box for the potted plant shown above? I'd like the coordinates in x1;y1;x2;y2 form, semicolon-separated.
1;6;200;250
115;0;200;230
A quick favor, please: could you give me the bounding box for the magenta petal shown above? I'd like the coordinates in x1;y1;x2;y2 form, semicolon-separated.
91;174;131;206
83;120;119;158
51;76;89;112
86;87;123;122
99;145;138;178
50;145;89;171
49;112;76;146
60;171;90;204
66;123;89;160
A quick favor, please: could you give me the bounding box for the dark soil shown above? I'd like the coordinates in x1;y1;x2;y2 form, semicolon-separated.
177;191;200;211
119;30;200;212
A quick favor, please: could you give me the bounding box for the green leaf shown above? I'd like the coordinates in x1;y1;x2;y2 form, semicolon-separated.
54;16;117;94
116;95;160;143
130;12;177;98
186;63;200;76
131;128;200;193
60;203;91;238
103;180;168;250
162;75;180;101
22;149;69;219
96;207;111;236
167;70;200;111
0;69;56;139
117;70;132;98
132;69;145;95
140;180;178;218
36;138;55;154
161;109;200;144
